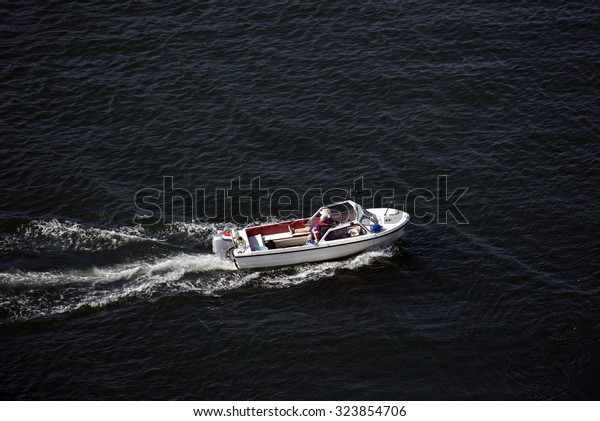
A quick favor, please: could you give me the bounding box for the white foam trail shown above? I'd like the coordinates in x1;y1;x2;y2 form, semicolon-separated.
15;219;159;251
0;253;237;286
0;247;396;324
9;219;241;252
258;248;394;288
0;253;239;323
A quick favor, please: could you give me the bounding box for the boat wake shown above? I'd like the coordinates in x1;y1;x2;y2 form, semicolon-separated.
3;218;237;252
260;249;392;288
0;219;397;325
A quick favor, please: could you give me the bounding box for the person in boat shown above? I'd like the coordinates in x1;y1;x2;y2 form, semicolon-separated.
306;209;335;244
290;208;332;235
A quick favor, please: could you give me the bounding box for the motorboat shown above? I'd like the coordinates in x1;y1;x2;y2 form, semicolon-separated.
212;200;409;269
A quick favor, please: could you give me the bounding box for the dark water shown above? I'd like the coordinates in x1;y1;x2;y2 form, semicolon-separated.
1;0;599;400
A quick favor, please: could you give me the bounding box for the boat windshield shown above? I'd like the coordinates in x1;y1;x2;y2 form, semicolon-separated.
361;208;378;225
328;202;357;223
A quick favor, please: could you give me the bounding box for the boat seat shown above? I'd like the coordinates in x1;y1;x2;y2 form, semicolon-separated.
272;235;307;248
263;232;289;241
263;231;306;241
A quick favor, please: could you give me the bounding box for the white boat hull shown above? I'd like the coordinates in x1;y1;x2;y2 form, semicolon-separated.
233;221;407;269
212;201;410;270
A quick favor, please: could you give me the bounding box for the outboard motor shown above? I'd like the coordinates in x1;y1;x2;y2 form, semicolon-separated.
212;231;234;260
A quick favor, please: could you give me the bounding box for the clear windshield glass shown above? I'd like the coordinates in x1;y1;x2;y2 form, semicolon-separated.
361;208;379;224
328;203;357;223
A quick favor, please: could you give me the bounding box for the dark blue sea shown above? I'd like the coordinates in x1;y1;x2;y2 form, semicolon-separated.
1;0;599;400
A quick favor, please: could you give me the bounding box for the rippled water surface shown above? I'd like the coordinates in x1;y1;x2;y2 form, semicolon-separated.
1;0;599;400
